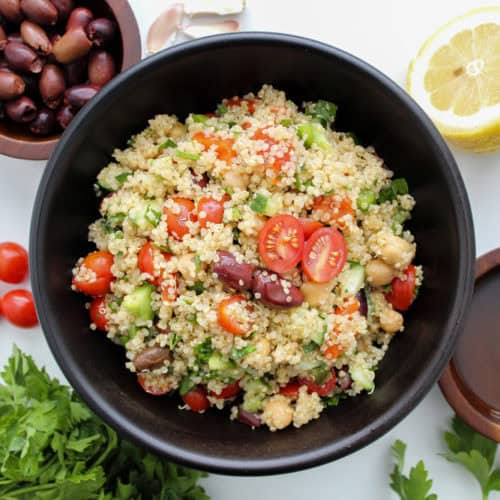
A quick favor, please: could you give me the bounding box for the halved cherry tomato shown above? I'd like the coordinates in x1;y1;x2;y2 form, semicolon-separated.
279;380;302;399
302;227;347;283
209;380;241;399
324;344;343;361
299;218;323;239
242;121;252;130
73;251;114;296
312;195;355;230
217;295;252;335
164;197;196;240
299;368;337;396
138;242;156;279
182;386;210;412
335;297;360;316
137;374;171;396
159;264;177;303
89;296;108;331
258;214;304;273
193;132;236;162
226;97;256;114
386;264;416;312
197;197;225;229
0;242;28;284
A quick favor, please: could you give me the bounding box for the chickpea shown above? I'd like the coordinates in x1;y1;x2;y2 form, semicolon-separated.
379;308;404;333
224;169;250;190
300;280;334;306
169;122;186;139
379;233;415;269
366;259;396;287
262;395;293;430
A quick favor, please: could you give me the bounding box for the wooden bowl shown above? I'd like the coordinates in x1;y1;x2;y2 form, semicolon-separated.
0;0;141;160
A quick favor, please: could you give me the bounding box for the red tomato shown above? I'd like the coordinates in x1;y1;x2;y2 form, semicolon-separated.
252;127;292;180
138;242;156;279
160;273;178;303
302;227;347;283
312;195;355;230
299;369;337;397
137;374;171;396
0;242;29;284
386;264;417;312
217;295;252;335
193;132;236;162
182;386;210;412
299;218;323;239
323;344;343;361
73;251;114;296
0;289;38;328
279;380;302;399
209;380;241;399
89;296;108;331
197;197;225;229
226;97;256;114
258;215;304;273
164;197;196;240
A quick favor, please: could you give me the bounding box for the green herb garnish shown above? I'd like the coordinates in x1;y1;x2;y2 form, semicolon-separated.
280;118;292;127
304;99;338;127
231;345;256;360
302;341;318;353
250;193;268;214
357;189;377;212
158;138;177;151
187;281;204;295
378;178;409;203
216;104;228;115
179;376;195;396
115;172;132;185
191;114;209;123
194;338;213;364
145;205;161;227
176;151;201;161
168;333;180;350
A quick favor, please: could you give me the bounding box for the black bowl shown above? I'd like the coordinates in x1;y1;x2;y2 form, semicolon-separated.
30;33;475;475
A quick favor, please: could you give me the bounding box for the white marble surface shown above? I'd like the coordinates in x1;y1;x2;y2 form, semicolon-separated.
1;0;499;498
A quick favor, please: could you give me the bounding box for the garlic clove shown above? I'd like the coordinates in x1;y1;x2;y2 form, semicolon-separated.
182;20;239;38
184;0;245;16
146;3;184;54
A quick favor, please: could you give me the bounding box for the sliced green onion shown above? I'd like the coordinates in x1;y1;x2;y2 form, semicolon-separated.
232;207;242;220
194;255;201;270
357;189;377;212
158;139;177;151
145;205;161;227
115;172;132;185
280;118;292;127
176;151;201;161
250;193;268;214
191;114;209;123
231;345;256;360
168;333;180;350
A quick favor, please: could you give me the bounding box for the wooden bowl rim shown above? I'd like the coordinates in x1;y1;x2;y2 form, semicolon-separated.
439;247;500;443
0;0;142;161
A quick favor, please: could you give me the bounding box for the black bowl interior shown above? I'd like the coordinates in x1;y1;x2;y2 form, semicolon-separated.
30;33;474;475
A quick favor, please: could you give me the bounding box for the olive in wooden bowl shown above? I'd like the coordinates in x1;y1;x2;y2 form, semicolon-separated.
0;0;141;160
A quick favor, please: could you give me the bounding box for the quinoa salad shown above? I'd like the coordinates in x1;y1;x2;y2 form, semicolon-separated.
72;85;422;431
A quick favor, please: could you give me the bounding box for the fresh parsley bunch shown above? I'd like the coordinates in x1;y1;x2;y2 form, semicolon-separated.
0;346;209;500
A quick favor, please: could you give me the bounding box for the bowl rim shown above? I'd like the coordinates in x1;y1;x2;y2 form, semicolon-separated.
30;32;476;475
0;0;142;161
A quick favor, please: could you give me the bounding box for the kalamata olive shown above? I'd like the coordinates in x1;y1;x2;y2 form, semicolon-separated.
66;7;92;31
0;70;25;99
39;63;65;108
252;269;304;308
133;346;171;371
7;32;24;44
88;49;115;86
29;106;55;134
50;0;73;20
49;32;61;45
6;95;36;122
214;251;254;291
64;83;99;108
191;170;209;188
0;25;7;50
20;0;57;25
4;41;43;72
336;368;353;392
52;27;91;64
56;103;74;128
20;20;51;54
237;408;261;427
0;0;23;23
356;289;368;317
64;57;86;85
0;102;5;119
86;17;116;47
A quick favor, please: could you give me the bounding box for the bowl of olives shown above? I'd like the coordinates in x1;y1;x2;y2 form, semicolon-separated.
0;0;141;160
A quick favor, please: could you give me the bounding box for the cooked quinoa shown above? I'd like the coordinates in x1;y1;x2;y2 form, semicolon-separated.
72;85;422;431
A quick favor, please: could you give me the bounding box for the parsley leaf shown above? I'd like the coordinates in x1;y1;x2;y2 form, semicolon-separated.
442;416;500;499
390;440;437;500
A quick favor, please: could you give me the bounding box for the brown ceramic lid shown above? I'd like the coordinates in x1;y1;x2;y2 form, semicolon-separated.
439;248;500;442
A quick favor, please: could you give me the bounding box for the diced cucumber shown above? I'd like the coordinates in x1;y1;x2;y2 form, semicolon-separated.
129;200;162;230
250;193;282;216
123;284;154;321
97;164;132;192
208;352;236;372
340;261;366;295
297;123;332;151
311;318;327;346
350;365;375;393
242;379;268;412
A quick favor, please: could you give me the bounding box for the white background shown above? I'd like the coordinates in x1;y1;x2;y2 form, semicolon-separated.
1;0;499;498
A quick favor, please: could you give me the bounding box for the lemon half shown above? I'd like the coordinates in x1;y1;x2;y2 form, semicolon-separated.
407;7;500;153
